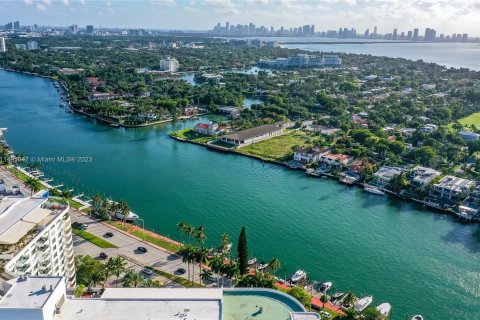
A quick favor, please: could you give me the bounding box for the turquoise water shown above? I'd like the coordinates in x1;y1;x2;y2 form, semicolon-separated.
223;289;304;320
1;70;479;319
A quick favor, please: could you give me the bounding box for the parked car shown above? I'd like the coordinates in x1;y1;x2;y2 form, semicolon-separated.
99;252;108;259
104;232;114;238
142;268;154;276
320;311;331;319
176;268;186;275
72;222;87;230
137;246;148;253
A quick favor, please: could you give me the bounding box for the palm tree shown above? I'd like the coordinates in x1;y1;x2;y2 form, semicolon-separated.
117;200;130;220
176;221;187;242
111;256;127;287
122;270;142;288
101;258;116;288
179;245;196;284
143;278;162;288
185;224;195;243
195;247;209;286
195;225;207;244
25;177;41;196
92;194;103;214
219;233;231;253
209;255;225;287
268;257;281;276
200;269;213;286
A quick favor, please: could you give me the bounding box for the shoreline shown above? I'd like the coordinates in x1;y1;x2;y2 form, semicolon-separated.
169;134;479;224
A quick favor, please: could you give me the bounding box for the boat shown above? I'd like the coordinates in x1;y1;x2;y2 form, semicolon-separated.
376;303;391;316
290;270;307;283
113;210;139;222
257;262;269;271
318;282;332;294
110;123;120;128
247;257;257;265
411;316;423;320
332;292;345;300
355;296;373;312
364;185;385;195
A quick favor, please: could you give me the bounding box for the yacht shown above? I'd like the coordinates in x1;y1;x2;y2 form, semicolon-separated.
364;185;385;195
376;303;391;316
318;282;332;294
247;257;257;265
113;210;139;222
332;292;345;300
257;262;269;271
290;270;307;283
411;316;423;320
355;296;373;312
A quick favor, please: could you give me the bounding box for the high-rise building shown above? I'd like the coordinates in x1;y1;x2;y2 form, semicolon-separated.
86;25;94;34
0;191;76;287
413;28;419;41
392;28;398;40
4;22;13;30
424;28;436;41
0;37;6;52
407;30;413;40
69;24;78;34
373;26;377;36
13;21;20;30
364;29;369;38
27;41;39;51
462;33;468;42
159;57;179;72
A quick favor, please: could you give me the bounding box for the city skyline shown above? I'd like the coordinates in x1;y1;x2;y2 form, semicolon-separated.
0;0;479;37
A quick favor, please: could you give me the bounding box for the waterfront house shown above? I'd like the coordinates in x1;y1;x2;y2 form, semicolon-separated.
422;124;438;133
458;130;480;141
371;166;405;187
221;124;282;146
194;122;225;136
410;166;442;187
347;159;373;176
88;92;119;103
319;153;353;167
432;175;475;201
293;148;330;163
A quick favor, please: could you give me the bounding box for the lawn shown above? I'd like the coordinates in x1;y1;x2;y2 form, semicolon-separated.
145;266;203;288
457;112;480;128
238;131;311;161
174;128;215;144
66;199;83;209
106;221;182;253
72;228;118;248
7;166;29;182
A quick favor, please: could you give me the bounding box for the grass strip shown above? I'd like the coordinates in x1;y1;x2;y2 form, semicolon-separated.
7;166;30;182
72;228;118;248
145;266;202;288
106;221;182;253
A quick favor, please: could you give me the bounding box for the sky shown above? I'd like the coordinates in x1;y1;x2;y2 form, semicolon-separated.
1;0;480;37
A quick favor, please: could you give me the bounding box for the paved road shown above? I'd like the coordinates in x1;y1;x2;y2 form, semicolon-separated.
71;210;212;288
0;166;30;197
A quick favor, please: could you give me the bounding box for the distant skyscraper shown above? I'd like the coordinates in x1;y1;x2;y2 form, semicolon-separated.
392;28;398;40
373;26;377;35
0;37;6;53
226;21;229;31
86;25;94;34
13;21;20;30
4;22;13;30
407;30;413;40
424;28;436;41
364;28;369;37
413;28;419;41
462;33;468;42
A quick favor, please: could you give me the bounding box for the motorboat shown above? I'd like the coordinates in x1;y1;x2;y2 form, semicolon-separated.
248;257;257;265
411;316;423;320
290;270;307;283
257;262;269;271
376;303;391;316
355;296;373;312
364;185;385;195
318;282;332;294
112;209;139;222
331;292;345;300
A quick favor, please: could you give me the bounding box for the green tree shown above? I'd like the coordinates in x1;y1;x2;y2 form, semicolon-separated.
122;270;143;288
362;307;384;320
387;172;409;193
268;257;281;276
287;286;311;307
25;177;41;196
237;226;248;276
111;256;128;287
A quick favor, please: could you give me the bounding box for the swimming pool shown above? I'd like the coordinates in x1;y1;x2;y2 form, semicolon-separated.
222;288;305;320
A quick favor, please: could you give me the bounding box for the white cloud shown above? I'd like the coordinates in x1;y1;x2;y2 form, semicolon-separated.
36;3;47;11
63;0;70;5
23;0;33;5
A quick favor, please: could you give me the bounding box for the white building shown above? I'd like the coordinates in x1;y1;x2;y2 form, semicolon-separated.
0;191;76;287
433;175;475;200
319;153;353;167
221;124;282;146
294;148;330;163
0;37;6;52
159;57;179;72
27;41;39;51
372;166;405;187
0;276;318;320
15;44;27;50
410;166;441;186
323;55;342;66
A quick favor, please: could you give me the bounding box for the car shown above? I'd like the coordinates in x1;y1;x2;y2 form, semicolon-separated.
104;232;114;238
137;246;148;253
320;311;331;319
72;222;86;230
99;252;108;259
142;268;154;276
176;268;186;275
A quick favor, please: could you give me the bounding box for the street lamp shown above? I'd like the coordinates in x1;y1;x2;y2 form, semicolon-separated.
137;218;145;241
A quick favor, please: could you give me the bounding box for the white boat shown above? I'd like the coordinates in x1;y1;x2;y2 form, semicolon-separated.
411;315;423;320
364;185;385;195
318;282;332;294
113;210;139;222
247;257;257;265
257;262;269;271
290;270;307;283
376;303;391;316
355;296;373;312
